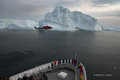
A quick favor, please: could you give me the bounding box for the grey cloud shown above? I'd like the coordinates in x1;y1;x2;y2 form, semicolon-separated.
0;0;56;20
56;0;79;6
103;11;120;17
89;10;120;19
0;0;80;21
92;0;120;5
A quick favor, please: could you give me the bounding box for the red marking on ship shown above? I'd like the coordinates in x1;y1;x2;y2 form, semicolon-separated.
34;26;52;30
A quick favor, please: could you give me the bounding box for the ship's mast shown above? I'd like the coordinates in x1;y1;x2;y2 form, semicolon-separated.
75;52;77;59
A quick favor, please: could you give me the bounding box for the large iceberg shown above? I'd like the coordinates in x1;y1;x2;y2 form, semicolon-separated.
0;19;38;30
103;26;120;31
39;6;102;31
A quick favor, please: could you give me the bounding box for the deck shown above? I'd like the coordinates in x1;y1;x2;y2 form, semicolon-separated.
46;68;75;80
9;59;87;80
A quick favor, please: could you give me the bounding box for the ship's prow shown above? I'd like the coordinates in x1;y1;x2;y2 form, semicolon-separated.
9;58;87;80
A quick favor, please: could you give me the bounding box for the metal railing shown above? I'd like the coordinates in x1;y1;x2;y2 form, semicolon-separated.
9;59;87;80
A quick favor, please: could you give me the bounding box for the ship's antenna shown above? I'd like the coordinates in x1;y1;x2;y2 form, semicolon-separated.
75;52;77;59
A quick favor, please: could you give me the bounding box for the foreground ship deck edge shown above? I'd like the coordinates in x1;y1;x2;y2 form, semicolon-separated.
9;59;87;80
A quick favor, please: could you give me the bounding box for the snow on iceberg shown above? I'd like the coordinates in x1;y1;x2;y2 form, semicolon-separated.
103;26;120;31
0;19;38;30
39;6;102;31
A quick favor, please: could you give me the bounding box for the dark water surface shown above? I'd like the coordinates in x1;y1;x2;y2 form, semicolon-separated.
0;30;120;80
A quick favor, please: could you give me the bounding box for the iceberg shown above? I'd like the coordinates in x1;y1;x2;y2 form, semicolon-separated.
0;19;38;30
103;26;120;31
38;6;102;31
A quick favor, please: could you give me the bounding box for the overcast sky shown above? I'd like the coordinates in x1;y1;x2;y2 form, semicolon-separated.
0;0;120;26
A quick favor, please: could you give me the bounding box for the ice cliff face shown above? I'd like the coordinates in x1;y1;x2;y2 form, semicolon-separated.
0;19;38;29
103;26;120;31
39;6;102;31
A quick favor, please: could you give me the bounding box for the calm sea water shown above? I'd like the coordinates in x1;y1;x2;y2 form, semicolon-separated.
0;30;120;80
